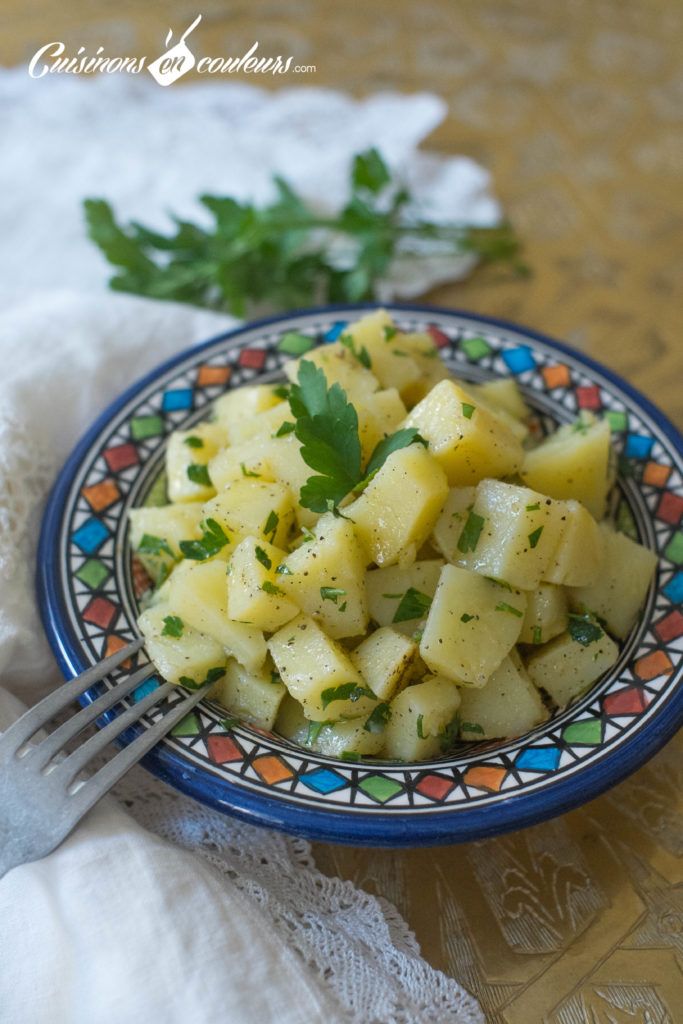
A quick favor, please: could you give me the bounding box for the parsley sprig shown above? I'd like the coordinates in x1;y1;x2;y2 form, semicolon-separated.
84;149;526;316
288;360;425;513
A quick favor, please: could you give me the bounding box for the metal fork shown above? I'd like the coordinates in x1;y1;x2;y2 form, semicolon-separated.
0;639;212;879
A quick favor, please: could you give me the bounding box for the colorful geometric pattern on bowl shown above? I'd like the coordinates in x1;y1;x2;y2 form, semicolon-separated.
37;305;683;846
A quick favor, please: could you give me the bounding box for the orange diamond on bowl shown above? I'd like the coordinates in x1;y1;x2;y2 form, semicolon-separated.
253;755;293;784
464;765;506;793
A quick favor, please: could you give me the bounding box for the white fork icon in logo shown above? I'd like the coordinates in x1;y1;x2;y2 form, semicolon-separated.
147;14;202;86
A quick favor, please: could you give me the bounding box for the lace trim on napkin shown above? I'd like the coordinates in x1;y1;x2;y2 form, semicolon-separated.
115;768;484;1024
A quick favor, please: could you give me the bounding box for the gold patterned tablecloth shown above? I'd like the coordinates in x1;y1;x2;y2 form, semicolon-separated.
3;2;681;1019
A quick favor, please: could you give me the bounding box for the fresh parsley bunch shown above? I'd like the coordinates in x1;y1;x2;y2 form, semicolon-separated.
84;149;525;316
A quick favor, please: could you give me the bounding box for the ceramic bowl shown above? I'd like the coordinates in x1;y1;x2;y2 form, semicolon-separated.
37;305;683;846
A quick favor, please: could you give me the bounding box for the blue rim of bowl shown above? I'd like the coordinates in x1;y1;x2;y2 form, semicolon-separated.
36;303;683;847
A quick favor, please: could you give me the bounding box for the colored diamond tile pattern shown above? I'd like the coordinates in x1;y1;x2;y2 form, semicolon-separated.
53;309;683;821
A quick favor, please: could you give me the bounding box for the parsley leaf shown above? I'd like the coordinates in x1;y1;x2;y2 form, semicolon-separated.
392;588;433;623
263;510;279;540
320;682;376;710
528;526;544;548
138;533;174;558
457;511;485;553
495;601;523;617
179;518;229;560
461;402;476;419
364;702;391;733
568;613;604;647
183;435;204;448
161;615;184;637
254;545;272;570
261;580;284;596
179;665;226;690
186;463;212;487
320;586;346;604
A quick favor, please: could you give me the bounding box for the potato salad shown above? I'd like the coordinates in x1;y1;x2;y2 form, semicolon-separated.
131;310;657;762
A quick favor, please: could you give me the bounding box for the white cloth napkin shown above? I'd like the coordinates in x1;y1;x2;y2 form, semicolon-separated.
0;73;492;1023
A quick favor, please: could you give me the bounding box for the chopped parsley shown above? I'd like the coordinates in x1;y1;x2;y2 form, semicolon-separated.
186;463;212;487
392;588;433;623
462;721;484;735
183;435;204;449
263;510;279;540
568;613;604;647
528;526;544;548
179;518;230;560
438;711;461;752
320;586;346;604
161;615;184;638
275;421;296;437
340;332;372;369
138;533;174;558
460;612;477;623
275;563;293;575
383;325;398;342
261;580;284;596
416;714;425;739
340;750;361;762
457;510;485;553
364;702;391;733
240;462;261;478
306;720;326;745
461;402;476;420
320;682;376;710
272;383;291;400
179;665;226;690
526;502;540;512
254;545;272;570
532;625;543;645
495;601;523;617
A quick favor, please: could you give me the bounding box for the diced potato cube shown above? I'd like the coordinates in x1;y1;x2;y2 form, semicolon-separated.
345;443;449;566
226;536;299;632
226;401;291;446
129;502;204;584
420;565;527;685
208;438;280;491
274;693;310;745
213;384;281;432
267;435;320;530
284;342;381;405
314;718;386;758
277;513;368;639
470;377;529;423
524;621;619;706
459;653;548;740
384;676;461;760
166;559;267;670
519;583;568;645
430;487;477;562
401;379;524;486
350;627;417;701
567;523;658;639
542;499;602;587
202;478;295;550
138;604;226;688
166;423;227;502
521;413;612;520
460;480;570;591
356;388;408;462
268;613;377;721
365;560;445;634
214;659;286;730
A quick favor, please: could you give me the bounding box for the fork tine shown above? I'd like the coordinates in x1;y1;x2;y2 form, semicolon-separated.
66;682;213;820
1;638;146;753
53;679;178;784
25;663;156;771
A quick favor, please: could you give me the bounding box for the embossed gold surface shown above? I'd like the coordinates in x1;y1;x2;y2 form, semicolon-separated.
4;2;682;1019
